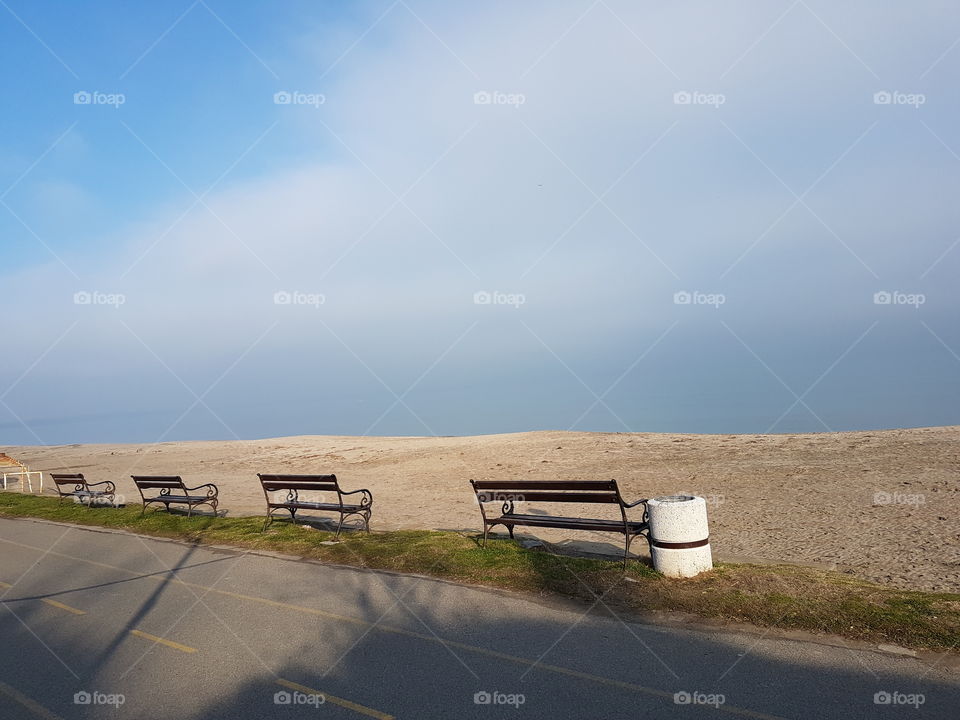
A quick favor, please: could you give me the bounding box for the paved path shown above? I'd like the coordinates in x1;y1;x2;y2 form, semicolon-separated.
0;517;955;719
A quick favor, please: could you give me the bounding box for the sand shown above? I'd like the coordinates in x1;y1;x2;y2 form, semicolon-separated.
6;426;959;592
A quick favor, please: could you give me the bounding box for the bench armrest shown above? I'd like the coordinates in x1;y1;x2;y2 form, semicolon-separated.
622;498;647;509
184;483;219;497
86;481;116;493
340;488;373;507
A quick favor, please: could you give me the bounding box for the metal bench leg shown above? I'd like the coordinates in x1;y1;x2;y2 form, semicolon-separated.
263;508;280;532
482;524;490;548
335;514;346;539
623;532;645;570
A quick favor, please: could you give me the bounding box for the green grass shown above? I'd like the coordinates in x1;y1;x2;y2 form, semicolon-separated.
2;492;957;651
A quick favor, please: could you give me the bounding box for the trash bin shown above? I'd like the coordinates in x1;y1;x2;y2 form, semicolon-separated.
647;495;712;578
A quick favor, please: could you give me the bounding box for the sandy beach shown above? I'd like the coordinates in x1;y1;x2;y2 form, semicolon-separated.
6;426;959;592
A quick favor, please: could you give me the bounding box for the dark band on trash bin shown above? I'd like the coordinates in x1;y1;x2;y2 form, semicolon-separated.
651;537;709;550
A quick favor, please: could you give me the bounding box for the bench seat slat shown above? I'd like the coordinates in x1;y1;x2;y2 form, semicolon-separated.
261;482;339;492
498;513;646;533
51;474;85;483
142;494;213;502
132;477;184;489
472;480;616;491
267;501;365;512
479;491;619;504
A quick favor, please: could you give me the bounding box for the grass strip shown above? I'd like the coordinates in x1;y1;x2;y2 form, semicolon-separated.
1;492;956;651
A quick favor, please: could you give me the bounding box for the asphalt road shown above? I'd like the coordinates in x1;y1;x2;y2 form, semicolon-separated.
0;517;955;720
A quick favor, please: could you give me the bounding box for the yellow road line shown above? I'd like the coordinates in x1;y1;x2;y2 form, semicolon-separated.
276;678;393;720
0;535;788;720
129;629;197;653
41;599;85;615
0;681;64;720
2;581;85;615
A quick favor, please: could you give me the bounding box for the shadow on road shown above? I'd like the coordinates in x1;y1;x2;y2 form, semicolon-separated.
0;523;956;719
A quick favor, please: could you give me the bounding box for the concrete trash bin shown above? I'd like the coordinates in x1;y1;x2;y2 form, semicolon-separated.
647;495;712;578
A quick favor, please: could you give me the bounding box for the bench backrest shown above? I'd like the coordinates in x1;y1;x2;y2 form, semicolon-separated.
471;479;623;505
258;474;340;493
51;473;86;487
131;476;184;490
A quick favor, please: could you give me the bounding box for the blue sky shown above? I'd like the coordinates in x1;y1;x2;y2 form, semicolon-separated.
2;0;959;444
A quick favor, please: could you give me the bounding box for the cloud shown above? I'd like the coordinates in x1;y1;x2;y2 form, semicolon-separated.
2;0;959;441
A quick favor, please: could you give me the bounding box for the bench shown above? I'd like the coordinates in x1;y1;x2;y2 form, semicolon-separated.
131;476;219;517
49;473;116;506
258;474;372;536
470;479;649;567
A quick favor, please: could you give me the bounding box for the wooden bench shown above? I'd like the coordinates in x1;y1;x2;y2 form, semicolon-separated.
49;473;116;506
258;474;373;536
470;479;649;567
131;476;219;517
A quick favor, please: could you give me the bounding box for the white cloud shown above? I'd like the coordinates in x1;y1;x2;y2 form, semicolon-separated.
2;0;959;439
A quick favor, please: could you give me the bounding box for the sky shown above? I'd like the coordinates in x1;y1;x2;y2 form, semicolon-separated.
1;0;959;445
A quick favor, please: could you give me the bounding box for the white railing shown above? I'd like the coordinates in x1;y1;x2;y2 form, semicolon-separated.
1;470;43;493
